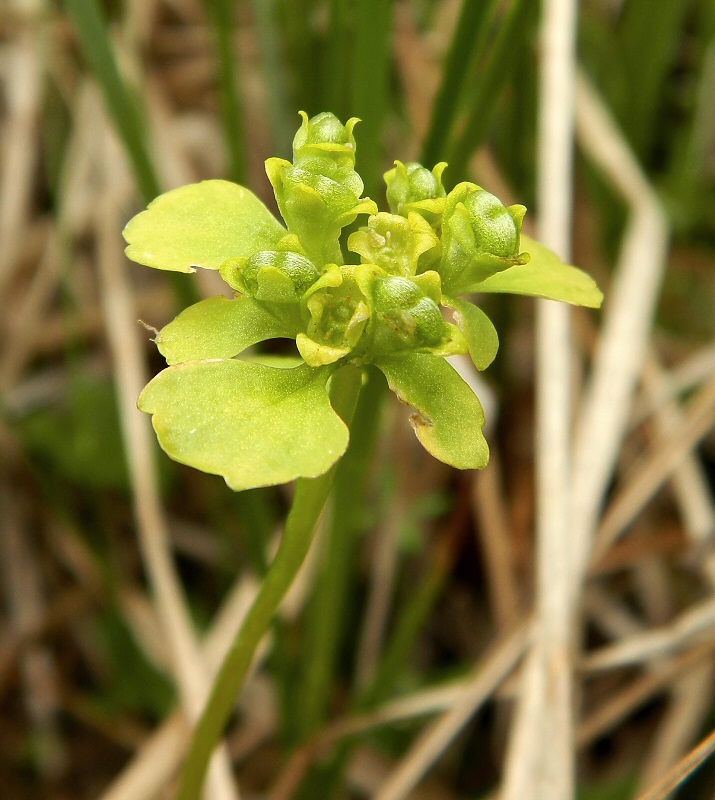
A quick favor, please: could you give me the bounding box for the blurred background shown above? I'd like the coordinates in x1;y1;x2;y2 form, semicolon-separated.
1;1;715;798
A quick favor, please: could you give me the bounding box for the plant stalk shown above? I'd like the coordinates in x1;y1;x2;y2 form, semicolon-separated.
292;367;386;742
176;365;363;800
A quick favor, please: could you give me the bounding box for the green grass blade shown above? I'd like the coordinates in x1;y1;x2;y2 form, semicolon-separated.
63;0;198;307
291;369;386;742
63;0;160;203
617;0;694;159
203;0;247;184
359;544;450;707
447;0;536;180
277;0;319;112
351;0;394;199
421;0;500;166
251;0;294;157
323;0;352;117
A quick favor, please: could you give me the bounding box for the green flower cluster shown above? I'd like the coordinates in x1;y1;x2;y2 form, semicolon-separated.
208;112;534;371
219;112;497;370
123;112;602;490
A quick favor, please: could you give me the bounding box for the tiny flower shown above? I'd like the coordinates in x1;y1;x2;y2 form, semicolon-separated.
220;249;321;303
384;160;448;225
439;182;529;296
347;211;438;277
292;110;359;168
296;266;370;366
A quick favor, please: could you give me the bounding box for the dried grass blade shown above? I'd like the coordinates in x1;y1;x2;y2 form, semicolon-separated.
502;0;578;796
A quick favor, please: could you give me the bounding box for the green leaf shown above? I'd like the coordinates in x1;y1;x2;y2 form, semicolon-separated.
375;353;489;469
123;180;286;273
471;235;604;307
446;297;499;371
138;361;348;490
155;296;299;365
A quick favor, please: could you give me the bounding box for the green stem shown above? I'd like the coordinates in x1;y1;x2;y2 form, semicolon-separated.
63;0;160;202
231;487;278;576
292;367;386;742
176;365;363;800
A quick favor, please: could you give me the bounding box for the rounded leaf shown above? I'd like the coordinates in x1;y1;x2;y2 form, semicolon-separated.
123;180;286;272
138;361;349;490
445;297;499;371
156;296;299;365
474;235;604;307
376;352;489;469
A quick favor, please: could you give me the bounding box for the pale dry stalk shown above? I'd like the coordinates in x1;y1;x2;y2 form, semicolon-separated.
0;485;64;777
636;725;715;800
569;70;670;587
471;453;521;632
582;596;715;672
636;355;715;790
0;0;44;299
372;626;529;800
502;0;579;797
592;371;715;563
94;123;238;799
0;230;60;390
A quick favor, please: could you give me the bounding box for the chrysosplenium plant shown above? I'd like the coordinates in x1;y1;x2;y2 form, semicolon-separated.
125;111;602;489
124;112;602;799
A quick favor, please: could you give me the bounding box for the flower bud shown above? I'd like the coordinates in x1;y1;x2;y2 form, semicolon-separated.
220;249;320;303
266;157;377;266
292;111;359;169
369;274;466;357
439;183;528;295
384;160;447;225
460;189;525;259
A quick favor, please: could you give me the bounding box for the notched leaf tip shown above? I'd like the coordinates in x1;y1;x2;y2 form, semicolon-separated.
409;410;435;430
